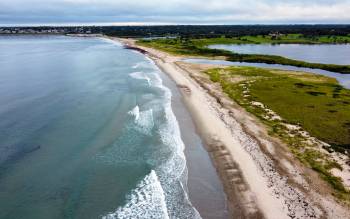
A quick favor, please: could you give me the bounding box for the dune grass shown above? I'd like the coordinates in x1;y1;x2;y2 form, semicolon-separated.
205;66;350;198
207;66;350;149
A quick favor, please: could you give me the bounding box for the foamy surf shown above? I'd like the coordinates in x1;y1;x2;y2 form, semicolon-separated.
128;106;154;135
130;72;151;86
102;170;170;219
128;105;140;120
0;35;206;219
133;61;158;70
101;52;201;218
98;37;123;47
145;60;200;218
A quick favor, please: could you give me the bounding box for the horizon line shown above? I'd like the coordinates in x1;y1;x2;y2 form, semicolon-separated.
1;22;350;28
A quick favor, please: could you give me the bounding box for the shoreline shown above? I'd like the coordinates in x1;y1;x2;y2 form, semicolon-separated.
112;37;350;218
116;37;267;217
159;68;230;218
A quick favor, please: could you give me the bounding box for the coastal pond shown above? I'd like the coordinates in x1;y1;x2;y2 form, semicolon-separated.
208;44;350;65
184;59;350;89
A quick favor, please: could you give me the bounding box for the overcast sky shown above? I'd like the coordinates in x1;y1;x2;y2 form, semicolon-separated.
1;0;350;26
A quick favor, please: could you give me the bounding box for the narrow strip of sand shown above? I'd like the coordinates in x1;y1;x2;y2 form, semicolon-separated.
112;37;349;219
159;66;230;219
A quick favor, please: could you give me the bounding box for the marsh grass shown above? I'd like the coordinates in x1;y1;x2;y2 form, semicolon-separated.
194;34;350;45
205;66;350;199
137;37;350;74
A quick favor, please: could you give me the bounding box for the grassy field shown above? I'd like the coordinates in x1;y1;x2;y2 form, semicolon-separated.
139;35;350;199
137;38;231;56
193;34;350;45
205;66;350;197
137;38;350;74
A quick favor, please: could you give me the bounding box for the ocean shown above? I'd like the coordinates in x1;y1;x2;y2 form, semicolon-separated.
0;36;229;219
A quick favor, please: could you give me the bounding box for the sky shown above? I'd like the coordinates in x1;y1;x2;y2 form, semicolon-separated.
0;0;350;26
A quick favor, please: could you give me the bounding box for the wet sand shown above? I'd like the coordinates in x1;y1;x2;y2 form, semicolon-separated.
160;68;230;219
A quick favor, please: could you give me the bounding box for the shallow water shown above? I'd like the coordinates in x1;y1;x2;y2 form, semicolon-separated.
0;36;227;219
184;58;350;89
160;71;229;219
209;44;350;65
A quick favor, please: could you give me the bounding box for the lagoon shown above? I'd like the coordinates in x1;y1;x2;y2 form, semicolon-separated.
209;44;350;65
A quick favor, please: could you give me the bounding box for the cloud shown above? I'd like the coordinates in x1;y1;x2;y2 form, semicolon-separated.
0;0;349;25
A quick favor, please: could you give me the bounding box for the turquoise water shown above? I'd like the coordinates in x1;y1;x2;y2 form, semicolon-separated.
0;36;200;219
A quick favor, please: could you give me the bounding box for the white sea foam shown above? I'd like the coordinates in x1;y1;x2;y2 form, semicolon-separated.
132;61;154;70
102;170;170;219
146;70;201;218
128;105;140;120
105;56;201;219
132;63;141;69
129;72;151;86
99;37;123;47
128;106;154;136
133;60;158;70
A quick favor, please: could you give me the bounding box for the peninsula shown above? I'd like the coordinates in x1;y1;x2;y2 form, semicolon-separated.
112;36;350;218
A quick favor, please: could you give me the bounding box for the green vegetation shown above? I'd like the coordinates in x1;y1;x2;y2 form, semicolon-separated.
194;34;350;45
138;35;350;196
137;38;232;56
137;37;350;74
205;66;350;199
103;24;350;38
206;66;350;149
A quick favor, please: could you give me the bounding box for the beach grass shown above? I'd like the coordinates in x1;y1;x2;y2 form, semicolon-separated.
205;66;350;198
206;66;350;150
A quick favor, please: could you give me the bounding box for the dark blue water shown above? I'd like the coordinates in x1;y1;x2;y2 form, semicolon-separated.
0;36;204;219
209;44;350;65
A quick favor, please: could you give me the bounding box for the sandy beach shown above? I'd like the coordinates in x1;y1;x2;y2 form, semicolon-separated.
159;65;230;218
112;37;350;218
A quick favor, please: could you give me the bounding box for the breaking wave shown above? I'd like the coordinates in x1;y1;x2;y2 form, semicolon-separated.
102;171;170;219
101;56;201;218
133;61;158;70
130;71;151;86
128;105;154;135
